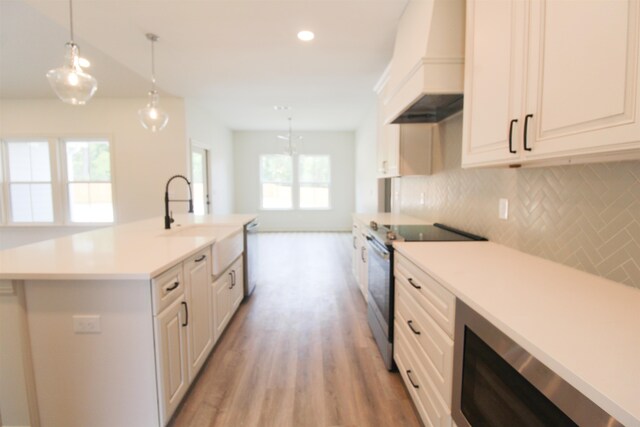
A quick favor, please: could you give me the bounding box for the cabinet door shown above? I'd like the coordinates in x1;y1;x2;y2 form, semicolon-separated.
523;0;640;161
358;236;368;300
230;256;244;314
213;272;232;340
184;250;213;379
352;224;360;282
462;0;527;167
154;297;189;426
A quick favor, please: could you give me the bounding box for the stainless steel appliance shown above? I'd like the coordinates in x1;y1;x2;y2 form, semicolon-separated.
452;300;622;427
366;222;486;370
243;220;259;297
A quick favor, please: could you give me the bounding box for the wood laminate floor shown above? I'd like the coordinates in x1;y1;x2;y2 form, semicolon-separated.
171;232;421;427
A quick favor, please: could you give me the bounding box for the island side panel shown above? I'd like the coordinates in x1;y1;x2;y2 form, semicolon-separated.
24;279;160;427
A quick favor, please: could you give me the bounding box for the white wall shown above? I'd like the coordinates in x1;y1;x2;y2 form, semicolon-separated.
233;130;355;231
184;99;234;215
0;98;189;249
354;102;379;213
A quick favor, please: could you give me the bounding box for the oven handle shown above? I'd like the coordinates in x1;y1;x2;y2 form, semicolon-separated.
366;235;390;261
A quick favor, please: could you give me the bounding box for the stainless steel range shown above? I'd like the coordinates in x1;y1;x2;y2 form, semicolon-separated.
365;222;487;370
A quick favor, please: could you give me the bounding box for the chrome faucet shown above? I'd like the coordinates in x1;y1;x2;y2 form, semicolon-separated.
164;175;194;229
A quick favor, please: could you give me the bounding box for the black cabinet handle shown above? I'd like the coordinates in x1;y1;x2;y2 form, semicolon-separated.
524;114;533;151
408;278;421;290
231;270;236;287
361;247;366;263
166;281;179;292
228;272;234;289
508;119;518;154
407;320;421;335
181;301;188;327
406;370;419;389
195;255;206;263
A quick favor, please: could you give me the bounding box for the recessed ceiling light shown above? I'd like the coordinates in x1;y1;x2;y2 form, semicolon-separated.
78;57;91;68
297;30;315;42
274;105;291;111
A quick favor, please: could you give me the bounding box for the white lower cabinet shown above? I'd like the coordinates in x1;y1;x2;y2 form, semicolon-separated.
154;246;244;426
184;250;214;379
154;296;190;426
394;252;455;427
213;255;244;342
351;219;369;300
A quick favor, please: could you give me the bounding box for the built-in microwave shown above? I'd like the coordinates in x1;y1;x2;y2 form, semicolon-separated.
451;300;622;427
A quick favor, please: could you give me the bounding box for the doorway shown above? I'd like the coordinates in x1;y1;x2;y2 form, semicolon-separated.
191;146;210;214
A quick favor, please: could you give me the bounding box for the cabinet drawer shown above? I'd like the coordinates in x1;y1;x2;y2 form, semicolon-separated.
396;280;454;406
395;253;456;338
395;321;452;427
152;264;185;315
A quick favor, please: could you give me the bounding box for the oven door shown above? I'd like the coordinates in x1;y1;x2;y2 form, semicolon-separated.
366;235;395;369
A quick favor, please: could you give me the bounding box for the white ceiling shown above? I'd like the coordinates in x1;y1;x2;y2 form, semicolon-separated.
1;0;407;130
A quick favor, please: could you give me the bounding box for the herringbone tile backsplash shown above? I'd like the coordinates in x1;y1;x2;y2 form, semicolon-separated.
396;115;640;289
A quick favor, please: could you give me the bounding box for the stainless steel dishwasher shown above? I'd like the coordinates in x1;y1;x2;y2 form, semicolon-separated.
243;220;259;297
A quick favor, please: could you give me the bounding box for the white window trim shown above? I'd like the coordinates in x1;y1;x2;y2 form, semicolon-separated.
59;137;117;226
298;154;332;211
259;154;294;211
258;153;332;211
0;135;117;227
2;138;60;225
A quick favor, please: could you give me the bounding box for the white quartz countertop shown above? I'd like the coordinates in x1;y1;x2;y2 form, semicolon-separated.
393;241;640;426
352;212;427;225
0;214;257;281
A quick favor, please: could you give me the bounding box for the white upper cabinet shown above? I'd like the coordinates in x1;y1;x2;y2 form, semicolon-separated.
463;0;640;167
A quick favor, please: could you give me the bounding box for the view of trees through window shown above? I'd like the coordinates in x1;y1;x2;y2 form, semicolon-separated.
65;140;114;223
260;154;330;210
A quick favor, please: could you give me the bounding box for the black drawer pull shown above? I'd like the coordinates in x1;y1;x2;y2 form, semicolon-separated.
406;370;419;389
508;118;518;154
408;278;421;290
524;114;533;151
407;320;421;335
165;281;179;292
181;301;189;327
195;255;206;262
228;272;234;289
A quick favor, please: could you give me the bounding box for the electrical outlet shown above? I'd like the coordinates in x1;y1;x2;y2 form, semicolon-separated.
499;198;509;220
73;315;101;334
420;192;425;206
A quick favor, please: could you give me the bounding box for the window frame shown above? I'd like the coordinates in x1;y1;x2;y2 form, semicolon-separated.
2;137;60;226
59;137;117;225
0;135;116;227
297;154;332;211
259;154;294;211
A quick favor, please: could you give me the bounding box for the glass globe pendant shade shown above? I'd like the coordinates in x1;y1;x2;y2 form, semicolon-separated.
138;90;169;132
46;43;97;105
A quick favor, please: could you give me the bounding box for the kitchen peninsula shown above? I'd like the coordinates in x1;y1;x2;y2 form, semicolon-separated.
0;214;256;427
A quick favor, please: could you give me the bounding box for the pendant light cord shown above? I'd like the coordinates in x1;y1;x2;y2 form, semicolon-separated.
69;0;74;42
151;37;156;89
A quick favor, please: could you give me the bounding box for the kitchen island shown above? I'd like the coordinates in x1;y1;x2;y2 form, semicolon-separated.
0;214;256;427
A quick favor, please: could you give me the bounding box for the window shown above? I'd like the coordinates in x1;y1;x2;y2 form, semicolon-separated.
299;155;330;209
0;137;114;225
6;140;54;223
259;154;331;210
260;154;293;209
64;140;114;223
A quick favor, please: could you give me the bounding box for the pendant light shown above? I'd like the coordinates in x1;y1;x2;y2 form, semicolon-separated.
139;33;169;132
46;0;97;105
277;116;303;156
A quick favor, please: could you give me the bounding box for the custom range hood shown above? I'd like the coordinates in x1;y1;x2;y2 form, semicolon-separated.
383;0;465;124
